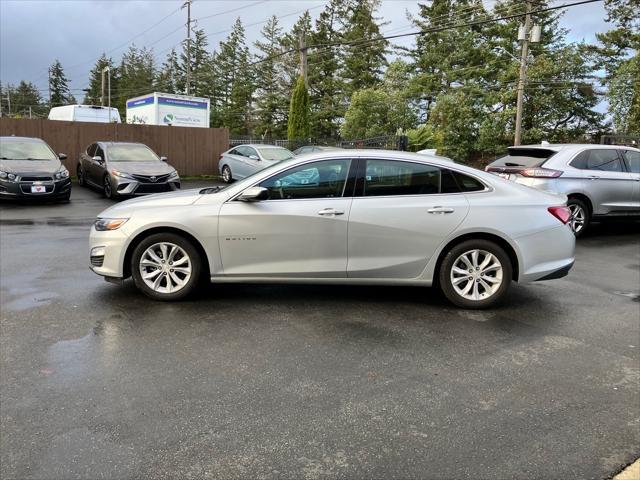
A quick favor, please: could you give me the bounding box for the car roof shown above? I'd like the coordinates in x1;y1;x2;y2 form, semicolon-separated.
514;143;639;152
241;144;289;149
97;141;148;147
0;136;45;143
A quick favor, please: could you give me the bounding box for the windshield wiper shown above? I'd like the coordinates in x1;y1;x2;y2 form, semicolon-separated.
199;186;223;194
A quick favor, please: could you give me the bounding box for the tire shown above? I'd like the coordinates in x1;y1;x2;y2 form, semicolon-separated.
131;233;202;301
439;239;512;309
221;165;233;183
103;174;116;199
77;165;85;187
567;197;590;237
59;193;71;203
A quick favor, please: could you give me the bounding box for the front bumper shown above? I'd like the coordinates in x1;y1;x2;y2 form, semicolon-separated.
0;177;71;200
111;175;180;196
89;226;130;279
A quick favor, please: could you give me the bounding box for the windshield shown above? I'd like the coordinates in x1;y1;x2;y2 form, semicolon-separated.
489;148;557;168
108;144;160;162
0;140;57;161
256;147;294;162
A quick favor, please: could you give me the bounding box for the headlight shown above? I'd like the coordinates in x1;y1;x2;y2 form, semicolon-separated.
94;217;129;231
0;171;17;181
111;169;134;179
55;168;69;180
169;170;179;179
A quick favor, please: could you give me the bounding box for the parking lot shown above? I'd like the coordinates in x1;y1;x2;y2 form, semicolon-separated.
1;182;639;479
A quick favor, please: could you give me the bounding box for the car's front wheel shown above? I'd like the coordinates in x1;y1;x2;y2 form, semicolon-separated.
439;239;512;309
221;165;233;183
131;233;202;301
77;165;85;187
103;174;116;199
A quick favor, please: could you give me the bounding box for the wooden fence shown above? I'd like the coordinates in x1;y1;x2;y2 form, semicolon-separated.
0;118;229;176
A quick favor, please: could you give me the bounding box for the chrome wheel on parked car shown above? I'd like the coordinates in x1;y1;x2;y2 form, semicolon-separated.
139;242;192;294
568;200;588;236
450;249;503;301
131;233;202;300
440;240;512;309
222;165;232;183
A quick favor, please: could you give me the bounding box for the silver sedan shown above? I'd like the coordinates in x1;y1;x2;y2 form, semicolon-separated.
89;150;575;309
218;144;294;183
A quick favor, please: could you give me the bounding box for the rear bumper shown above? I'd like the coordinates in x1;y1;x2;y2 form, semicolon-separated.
515;224;576;283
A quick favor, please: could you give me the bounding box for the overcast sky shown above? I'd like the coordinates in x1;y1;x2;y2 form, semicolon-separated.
0;0;609;101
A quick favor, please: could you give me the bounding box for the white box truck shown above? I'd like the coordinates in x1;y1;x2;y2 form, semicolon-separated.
48;105;121;123
126;92;210;128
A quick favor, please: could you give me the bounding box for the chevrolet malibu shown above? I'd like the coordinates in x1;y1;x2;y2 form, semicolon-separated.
89;150;575;308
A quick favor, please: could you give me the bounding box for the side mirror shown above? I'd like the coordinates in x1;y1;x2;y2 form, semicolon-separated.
92;155;104;163
249;155;259;161
238;186;269;202
58;153;67;160
160;156;168;162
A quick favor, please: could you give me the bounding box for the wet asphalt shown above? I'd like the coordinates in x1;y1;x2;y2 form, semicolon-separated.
1;182;639;480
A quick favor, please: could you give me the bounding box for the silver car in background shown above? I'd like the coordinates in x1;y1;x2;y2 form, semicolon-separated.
77;142;180;199
219;144;294;183
89;150;575;309
487;144;640;235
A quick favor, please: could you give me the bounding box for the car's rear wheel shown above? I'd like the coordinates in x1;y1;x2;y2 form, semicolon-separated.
131;233;202;301
439;239;512;309
77;165;85;187
221;165;233;183
567;198;590;237
103;174;116;199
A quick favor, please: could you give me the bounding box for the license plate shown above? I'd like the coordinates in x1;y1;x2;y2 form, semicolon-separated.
31;185;46;193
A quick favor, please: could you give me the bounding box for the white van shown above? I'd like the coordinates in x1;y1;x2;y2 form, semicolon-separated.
48;105;121;123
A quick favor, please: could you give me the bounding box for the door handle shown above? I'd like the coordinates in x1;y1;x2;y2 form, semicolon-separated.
427;206;455;214
588;175;600;180
318;208;344;216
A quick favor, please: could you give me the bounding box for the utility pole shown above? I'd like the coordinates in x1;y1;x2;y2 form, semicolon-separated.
514;1;541;146
183;0;192;95
298;32;308;87
7;89;11;116
48;66;52;107
102;66;111;122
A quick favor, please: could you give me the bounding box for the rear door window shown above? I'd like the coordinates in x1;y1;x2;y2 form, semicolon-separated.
489;148;556;168
623;150;640;174
571;149;623;172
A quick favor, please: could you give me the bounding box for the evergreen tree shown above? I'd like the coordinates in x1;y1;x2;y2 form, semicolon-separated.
156;49;181;94
179;28;210;96
217;18;254;134
341;0;388;97
288;75;310;140
83;54;117;105
254;15;289;138
8;81;45;117
308;1;348;138
49;59;73;106
115;45;156;117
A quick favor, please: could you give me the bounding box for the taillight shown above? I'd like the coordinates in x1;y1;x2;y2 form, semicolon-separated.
521;168;562;178
548;206;571;224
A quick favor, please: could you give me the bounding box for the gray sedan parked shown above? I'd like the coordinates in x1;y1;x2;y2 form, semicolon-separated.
77;142;180;199
219;144;294;183
487;144;640;235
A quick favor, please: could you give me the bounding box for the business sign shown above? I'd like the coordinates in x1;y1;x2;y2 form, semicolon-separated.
157;96;209;128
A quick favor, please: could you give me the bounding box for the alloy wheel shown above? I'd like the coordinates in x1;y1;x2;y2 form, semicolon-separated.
139;242;192;294
222;166;231;183
568;204;585;234
104;176;112;198
450;249;503;301
77;166;84;186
